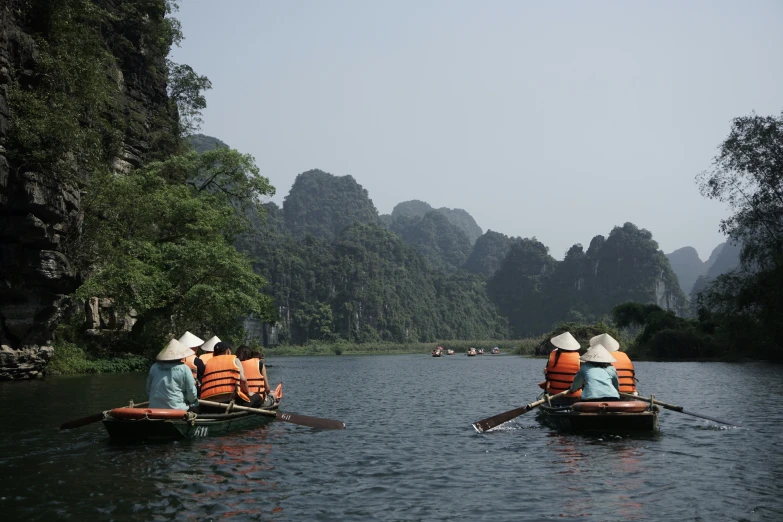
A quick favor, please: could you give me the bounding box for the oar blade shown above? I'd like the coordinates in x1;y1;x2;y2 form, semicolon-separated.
276;411;346;430
472;405;529;433
59;412;105;430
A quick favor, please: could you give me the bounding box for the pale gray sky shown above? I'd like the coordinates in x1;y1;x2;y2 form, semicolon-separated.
170;0;782;260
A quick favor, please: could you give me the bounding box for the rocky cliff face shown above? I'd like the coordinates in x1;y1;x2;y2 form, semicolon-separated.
0;1;178;380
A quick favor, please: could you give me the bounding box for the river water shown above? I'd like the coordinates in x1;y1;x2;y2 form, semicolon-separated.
0;354;781;521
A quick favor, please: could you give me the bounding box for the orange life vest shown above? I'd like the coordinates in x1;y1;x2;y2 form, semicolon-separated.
241;358;265;395
611;351;637;393
200;355;250;402
545;350;582;398
182;354;198;381
199;352;213;365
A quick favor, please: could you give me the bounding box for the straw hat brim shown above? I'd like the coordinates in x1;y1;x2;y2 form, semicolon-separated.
579;344;617;364
550;332;581;351
157;339;195;361
589;333;620;352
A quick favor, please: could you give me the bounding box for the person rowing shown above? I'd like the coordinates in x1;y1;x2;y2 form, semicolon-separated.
567;343;620;401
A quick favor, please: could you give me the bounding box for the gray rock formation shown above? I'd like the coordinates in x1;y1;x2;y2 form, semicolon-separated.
0;1;178;380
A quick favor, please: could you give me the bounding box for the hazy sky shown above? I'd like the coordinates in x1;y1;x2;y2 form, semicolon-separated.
170;0;782;260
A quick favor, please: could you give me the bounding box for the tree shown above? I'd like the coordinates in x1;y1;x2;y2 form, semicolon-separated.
72;149;276;347
697;110;783;270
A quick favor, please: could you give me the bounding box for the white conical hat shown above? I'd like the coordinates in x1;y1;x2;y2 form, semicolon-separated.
590;333;620;352
550;332;580;351
580;344;617;364
201;336;221;353
178;331;204;348
157;339;194;361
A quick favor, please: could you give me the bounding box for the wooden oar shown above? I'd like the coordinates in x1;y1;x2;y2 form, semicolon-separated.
197;400;346;430
621;392;743;427
472;390;570;433
60;401;150;430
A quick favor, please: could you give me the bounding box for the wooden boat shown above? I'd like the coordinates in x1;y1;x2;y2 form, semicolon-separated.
537;399;659;432
103;399;281;441
466;348;477;356
447;349;455;355
432;349;443;357
477;348;485;355
491;347;500;354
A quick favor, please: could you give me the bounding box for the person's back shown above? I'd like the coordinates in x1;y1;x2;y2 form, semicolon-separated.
201;354;249;403
576;363;620;400
543;332;582;399
589;333;636;394
147;339;198;410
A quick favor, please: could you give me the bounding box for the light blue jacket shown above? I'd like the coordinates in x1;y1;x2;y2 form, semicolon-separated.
146;361;198;410
569;362;620;400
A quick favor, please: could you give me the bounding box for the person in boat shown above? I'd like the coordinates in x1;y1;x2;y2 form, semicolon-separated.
540;331;582;401
200;341;265;409
147;339;199;411
193;335;221;385
590;333;637;395
179;331;204;382
567;344;620;401
236;345;275;408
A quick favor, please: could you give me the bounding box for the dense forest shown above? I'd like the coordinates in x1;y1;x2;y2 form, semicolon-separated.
192;136;687;346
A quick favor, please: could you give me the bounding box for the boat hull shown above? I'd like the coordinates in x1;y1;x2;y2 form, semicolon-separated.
103;407;278;441
537;404;659;433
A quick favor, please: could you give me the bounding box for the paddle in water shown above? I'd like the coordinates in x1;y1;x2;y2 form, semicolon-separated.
472;390;569;433
60;401;150;430
197;400;346;430
620;392;743;428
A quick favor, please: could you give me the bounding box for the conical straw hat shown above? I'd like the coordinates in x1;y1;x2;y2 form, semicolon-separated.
157;339;194;361
550;332;580;351
589;333;620;352
201;336;221;353
178;331;205;349
580;344;617;364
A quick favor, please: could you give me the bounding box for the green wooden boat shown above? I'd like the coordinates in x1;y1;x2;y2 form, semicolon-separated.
102;402;280;441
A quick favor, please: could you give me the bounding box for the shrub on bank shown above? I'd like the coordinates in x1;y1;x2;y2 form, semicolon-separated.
48;342;149;375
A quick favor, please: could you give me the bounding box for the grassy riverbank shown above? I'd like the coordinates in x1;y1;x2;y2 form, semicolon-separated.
47;342;149;375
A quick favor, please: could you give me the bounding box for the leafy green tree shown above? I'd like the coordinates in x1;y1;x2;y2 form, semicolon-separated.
72;149;276;346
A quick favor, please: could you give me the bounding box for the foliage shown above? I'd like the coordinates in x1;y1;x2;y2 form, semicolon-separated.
390;200;483;244
8;0;121;177
71;149;276;346
692;109;783;359
188;133;229;153
167;61;212;137
48;342;149;375
464;230;520;276
487;224;686;337
282;169;380;240
390;211;473;272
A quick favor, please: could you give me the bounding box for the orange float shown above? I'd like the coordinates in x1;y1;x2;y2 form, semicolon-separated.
109;408;188;420
572;401;649;413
